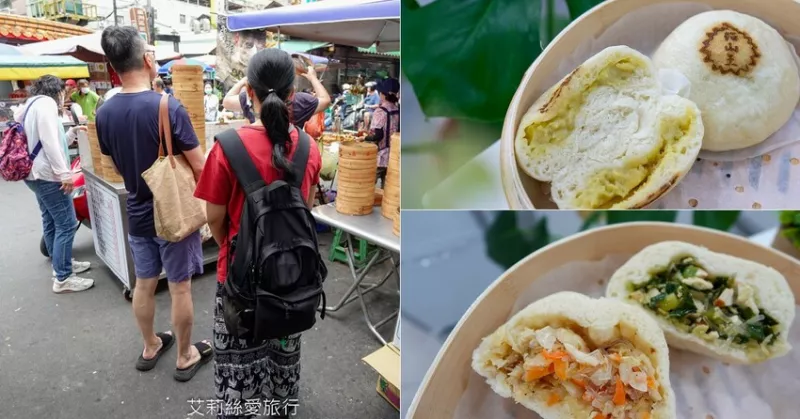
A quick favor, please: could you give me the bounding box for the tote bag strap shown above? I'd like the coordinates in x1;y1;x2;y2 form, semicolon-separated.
157;94;177;168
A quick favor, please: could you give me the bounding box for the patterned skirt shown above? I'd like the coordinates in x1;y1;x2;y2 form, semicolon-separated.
213;282;301;419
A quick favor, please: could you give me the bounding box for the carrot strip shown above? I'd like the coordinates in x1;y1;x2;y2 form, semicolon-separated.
613;379;626;406
524;364;554;382
547;392;561;406
641;412;651;419
542;349;568;360
646;376;656;389
571;378;586;388
608;353;622;363
553;358;568;380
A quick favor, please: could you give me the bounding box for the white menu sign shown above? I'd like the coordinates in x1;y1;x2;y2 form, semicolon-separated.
85;177;130;288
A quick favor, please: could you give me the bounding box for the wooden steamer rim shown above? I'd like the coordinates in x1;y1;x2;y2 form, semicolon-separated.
407;222;800;418
499;0;800;209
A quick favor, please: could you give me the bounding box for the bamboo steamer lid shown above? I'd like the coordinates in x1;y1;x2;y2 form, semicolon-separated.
381;133;401;219
392;206;400;237
336;142;377;215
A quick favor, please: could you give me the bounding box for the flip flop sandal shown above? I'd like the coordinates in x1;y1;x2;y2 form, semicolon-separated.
173;341;214;382
135;331;175;372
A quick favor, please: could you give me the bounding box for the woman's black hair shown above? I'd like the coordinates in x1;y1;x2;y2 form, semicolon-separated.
30;75;65;103
381;92;399;104
247;48;296;174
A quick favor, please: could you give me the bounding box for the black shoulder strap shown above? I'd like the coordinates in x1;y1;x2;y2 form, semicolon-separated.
216;128;266;194
290;126;310;189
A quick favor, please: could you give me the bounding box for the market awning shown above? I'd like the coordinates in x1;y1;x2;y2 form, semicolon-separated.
276;40;330;54
0;55;88;80
226;0;399;52
357;44;400;58
18;31;104;62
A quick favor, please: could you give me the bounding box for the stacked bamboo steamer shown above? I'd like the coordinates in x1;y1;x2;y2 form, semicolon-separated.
380;133;400;219
392;206;400;237
171;65;206;153
85;121;103;177
336;142;378;215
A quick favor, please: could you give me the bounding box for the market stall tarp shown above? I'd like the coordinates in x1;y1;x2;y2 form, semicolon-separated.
226;0;400;52
159;58;213;74
0;55;88;80
18;31;104;62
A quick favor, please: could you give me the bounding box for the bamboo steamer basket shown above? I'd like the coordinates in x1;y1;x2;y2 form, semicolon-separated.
85;121;103;177
499;0;800;209
381;133;401;219
392;206;400;237
172;64;206;153
407;222;800;418
99;154;123;183
336;142;378;215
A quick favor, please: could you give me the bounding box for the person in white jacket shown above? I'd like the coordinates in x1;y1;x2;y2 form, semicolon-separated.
18;75;94;293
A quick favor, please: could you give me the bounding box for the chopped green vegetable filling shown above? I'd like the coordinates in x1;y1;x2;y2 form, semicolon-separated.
627;257;780;349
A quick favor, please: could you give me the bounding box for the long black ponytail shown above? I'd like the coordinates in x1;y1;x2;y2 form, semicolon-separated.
247;49;296;174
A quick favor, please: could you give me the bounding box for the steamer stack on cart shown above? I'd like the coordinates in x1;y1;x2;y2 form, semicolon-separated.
85;121;104;178
336;142;379;215
382;133;401;235
171;65;206;153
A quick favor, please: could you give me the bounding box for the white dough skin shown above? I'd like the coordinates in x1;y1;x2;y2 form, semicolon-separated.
606;241;795;364
472;292;677;419
514;45;703;210
652;10;800;151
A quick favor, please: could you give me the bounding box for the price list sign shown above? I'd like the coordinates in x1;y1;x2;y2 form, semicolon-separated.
85;177;130;288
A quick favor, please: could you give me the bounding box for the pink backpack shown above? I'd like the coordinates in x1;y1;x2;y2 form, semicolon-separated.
0;97;43;181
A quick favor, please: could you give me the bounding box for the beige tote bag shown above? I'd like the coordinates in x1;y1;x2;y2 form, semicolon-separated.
142;94;206;242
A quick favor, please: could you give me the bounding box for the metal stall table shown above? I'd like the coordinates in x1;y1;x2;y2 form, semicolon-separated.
312;203;400;345
82;168;218;300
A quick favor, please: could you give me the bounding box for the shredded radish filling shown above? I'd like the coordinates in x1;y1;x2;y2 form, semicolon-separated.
500;326;661;419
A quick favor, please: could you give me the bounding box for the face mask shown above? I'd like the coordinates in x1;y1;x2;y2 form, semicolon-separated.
80;87;89;94
205;88;212;94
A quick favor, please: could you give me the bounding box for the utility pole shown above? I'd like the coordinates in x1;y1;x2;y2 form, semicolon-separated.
112;0;118;25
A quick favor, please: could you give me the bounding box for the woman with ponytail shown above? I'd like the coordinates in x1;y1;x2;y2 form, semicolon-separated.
194;49;322;419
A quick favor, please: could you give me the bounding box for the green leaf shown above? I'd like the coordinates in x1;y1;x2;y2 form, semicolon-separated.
579;211;604;231
401;0;545;122
564;0;605;19
692;211;740;231
606;211;678;224
485;213;550;269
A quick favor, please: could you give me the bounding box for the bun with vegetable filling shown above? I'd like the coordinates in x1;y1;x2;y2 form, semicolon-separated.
606;241;795;364
473;292;676;419
514;45;703;209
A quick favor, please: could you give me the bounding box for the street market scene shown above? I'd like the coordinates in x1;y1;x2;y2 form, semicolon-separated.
0;0;400;418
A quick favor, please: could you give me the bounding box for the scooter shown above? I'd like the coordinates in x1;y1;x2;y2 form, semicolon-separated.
39;156;91;257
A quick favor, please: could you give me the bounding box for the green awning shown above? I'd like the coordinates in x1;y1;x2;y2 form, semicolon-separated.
358;44;400;58
275;40;330;53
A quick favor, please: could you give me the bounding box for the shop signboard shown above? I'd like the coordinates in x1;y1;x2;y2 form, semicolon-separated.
129;7;150;44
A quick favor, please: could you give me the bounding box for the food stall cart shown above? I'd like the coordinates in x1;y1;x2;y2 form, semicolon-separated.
311;203;400;345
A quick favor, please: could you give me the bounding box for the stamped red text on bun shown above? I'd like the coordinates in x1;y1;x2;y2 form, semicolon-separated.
699;22;761;76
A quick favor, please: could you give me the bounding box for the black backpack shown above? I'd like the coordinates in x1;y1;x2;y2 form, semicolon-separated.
215;127;327;343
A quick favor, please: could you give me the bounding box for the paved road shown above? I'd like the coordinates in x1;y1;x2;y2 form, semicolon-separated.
0;179;399;419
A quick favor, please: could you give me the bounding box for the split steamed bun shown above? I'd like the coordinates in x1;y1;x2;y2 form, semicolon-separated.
652;10;800;151
607;241;795;364
515;46;704;210
473;292;676;419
